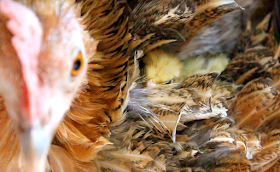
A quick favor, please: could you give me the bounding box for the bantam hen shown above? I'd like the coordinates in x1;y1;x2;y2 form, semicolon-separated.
3;0;280;172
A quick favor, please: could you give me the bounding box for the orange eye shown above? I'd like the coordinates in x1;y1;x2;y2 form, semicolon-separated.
71;52;84;76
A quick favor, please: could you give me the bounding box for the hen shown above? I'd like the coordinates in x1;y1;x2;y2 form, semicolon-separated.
3;0;280;172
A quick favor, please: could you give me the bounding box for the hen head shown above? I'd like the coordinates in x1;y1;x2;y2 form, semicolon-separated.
0;0;97;171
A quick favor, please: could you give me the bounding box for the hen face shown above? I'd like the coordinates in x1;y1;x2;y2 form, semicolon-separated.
0;1;95;171
31;6;88;129
0;0;88;130
0;0;97;172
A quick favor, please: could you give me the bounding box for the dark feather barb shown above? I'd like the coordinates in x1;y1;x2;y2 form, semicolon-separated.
274;0;280;43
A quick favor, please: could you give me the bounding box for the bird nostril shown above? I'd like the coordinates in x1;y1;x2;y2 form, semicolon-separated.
146;80;157;88
39;109;51;127
17;123;25;133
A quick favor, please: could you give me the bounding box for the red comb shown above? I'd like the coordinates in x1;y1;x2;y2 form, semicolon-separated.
0;0;43;120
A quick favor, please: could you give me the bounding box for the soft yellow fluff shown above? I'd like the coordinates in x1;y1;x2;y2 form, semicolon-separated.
182;54;229;78
144;49;183;84
144;50;229;85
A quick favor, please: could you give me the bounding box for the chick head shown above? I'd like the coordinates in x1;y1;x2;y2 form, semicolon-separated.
144;49;183;87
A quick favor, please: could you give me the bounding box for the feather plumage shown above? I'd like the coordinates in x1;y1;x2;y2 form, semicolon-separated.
3;0;280;171
95;72;241;171
130;0;242;54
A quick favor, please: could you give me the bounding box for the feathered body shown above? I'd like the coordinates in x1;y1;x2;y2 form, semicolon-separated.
179;0;251;57
2;0;280;171
95;45;280;172
95;0;280;171
142;0;278;87
129;0;242;55
95;69;271;171
136;0;241;87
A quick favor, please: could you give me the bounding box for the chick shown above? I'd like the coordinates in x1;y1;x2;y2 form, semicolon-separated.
182;54;229;78
144;49;229;87
144;49;183;86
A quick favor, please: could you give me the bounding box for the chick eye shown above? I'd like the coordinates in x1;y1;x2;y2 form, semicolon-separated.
165;79;173;84
71;51;84;76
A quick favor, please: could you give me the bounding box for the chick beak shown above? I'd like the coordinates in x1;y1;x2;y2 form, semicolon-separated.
146;80;157;87
19;124;54;172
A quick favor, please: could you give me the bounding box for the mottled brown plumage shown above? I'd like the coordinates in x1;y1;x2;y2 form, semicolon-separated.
95;70;270;171
93;1;280;171
130;0;242;54
3;0;280;171
180;0;250;57
95;72;234;171
219;47;277;85
233;3;277;56
134;0;242;88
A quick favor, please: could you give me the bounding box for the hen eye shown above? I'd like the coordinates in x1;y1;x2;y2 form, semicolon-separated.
165;79;173;84
71;51;84;76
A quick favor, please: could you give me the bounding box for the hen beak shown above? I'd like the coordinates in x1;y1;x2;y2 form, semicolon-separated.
19;124;54;172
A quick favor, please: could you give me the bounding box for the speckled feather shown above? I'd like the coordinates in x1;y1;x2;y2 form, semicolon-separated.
129;0;242;54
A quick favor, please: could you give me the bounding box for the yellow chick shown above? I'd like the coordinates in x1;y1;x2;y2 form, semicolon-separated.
144;49;183;86
182;54;229;78
144;49;229;86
